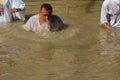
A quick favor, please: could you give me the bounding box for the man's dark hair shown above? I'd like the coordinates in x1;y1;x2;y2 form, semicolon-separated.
40;3;53;12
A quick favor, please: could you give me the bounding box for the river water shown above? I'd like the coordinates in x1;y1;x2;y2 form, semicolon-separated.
0;0;120;80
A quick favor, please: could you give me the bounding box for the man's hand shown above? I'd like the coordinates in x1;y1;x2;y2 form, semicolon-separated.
102;23;113;30
11;8;21;13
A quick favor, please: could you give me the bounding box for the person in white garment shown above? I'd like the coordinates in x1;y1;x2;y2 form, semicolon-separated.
23;3;64;32
100;0;120;30
0;0;25;22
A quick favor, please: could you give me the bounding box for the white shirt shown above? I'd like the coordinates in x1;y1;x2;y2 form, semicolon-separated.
0;0;25;22
24;14;64;32
101;0;120;27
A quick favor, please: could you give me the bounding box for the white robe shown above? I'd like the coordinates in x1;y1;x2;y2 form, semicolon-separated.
101;0;120;27
0;0;25;22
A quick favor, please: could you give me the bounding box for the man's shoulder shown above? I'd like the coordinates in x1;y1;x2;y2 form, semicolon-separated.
50;14;64;24
28;14;39;21
30;14;39;18
51;14;62;21
51;14;60;18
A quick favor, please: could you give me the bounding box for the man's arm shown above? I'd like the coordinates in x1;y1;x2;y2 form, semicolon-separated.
101;23;113;30
11;0;25;13
23;17;33;31
11;8;22;13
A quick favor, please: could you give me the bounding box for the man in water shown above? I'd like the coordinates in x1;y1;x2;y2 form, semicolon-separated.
23;3;64;32
0;0;25;22
100;0;120;30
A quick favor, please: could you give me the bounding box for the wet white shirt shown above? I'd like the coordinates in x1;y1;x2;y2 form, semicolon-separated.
0;0;25;22
101;0;120;27
24;14;64;32
23;14;50;33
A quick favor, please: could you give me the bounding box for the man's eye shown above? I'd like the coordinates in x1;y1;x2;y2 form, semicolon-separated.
44;15;48;16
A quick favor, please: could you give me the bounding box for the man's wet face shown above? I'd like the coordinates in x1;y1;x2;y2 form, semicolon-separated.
39;8;52;21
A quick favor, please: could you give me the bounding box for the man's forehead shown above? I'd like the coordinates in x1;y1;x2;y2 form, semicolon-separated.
40;8;52;13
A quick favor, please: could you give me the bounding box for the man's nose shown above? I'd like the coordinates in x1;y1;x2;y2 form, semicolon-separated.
45;16;49;19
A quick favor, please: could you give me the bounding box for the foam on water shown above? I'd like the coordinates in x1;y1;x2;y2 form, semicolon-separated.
10;21;81;43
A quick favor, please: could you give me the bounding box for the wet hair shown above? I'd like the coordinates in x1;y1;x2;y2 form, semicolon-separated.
40;3;53;12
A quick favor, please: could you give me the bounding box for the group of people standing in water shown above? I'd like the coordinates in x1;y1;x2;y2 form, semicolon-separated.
1;0;120;32
0;0;64;32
